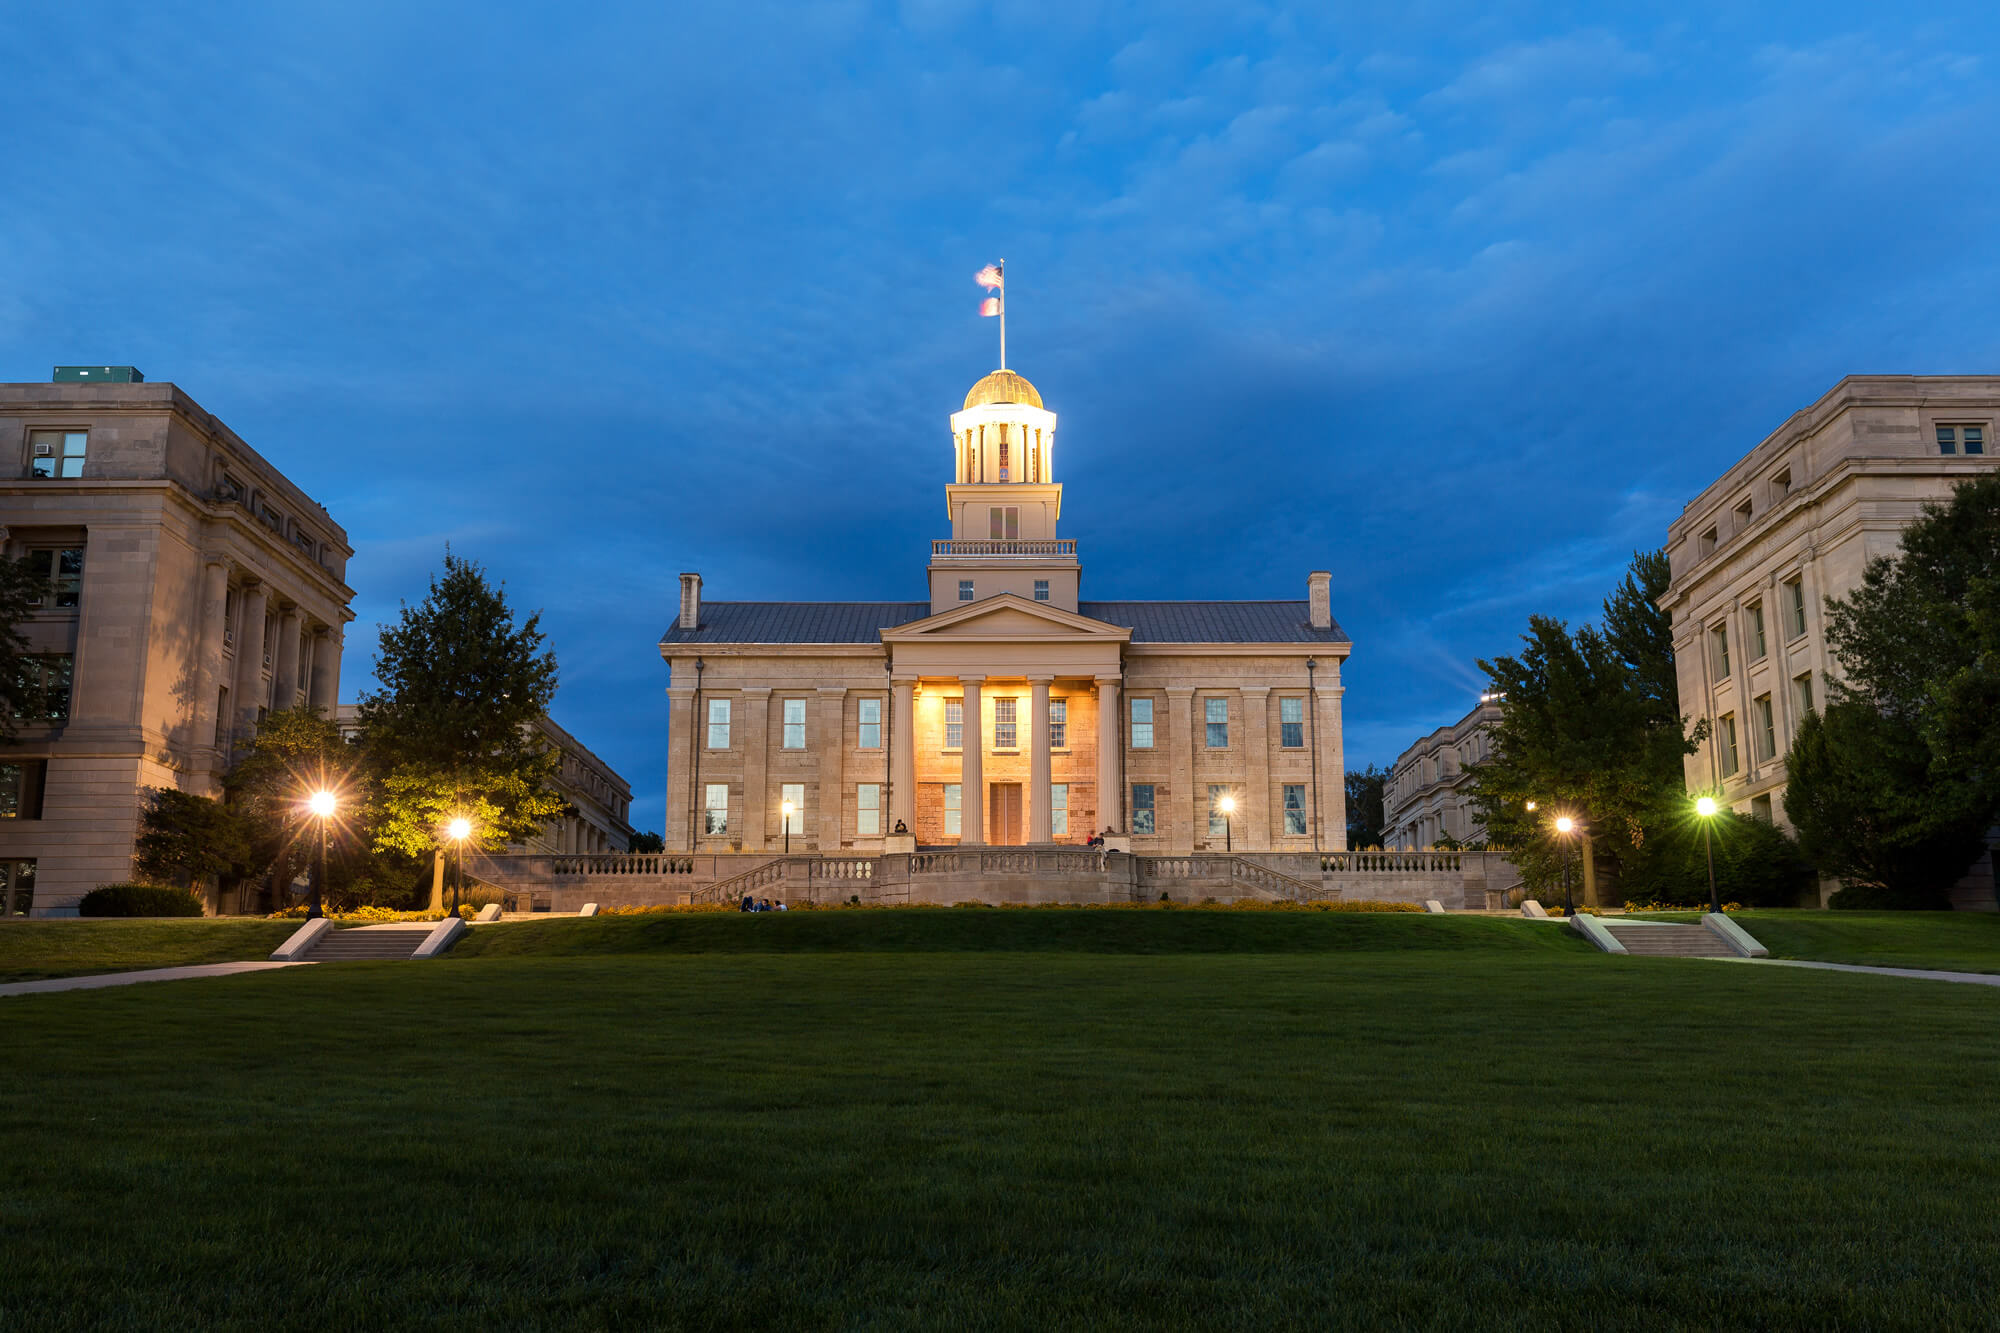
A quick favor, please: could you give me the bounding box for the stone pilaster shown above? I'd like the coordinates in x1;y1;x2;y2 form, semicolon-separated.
959;676;985;844
1166;686;1195;848
1028;675;1053;842
190;558;231;790
230;580;269;743
817;686;846;850
1242;685;1271;850
891;677;917;834
741;687;771;850
1095;675;1122;835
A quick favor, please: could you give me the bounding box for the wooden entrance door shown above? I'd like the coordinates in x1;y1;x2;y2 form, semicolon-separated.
988;783;1023;845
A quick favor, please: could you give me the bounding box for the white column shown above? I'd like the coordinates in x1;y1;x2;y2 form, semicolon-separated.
230;580;269;742
1095;675;1122;835
191;558;231;787
1028;675;1053;843
959;676;984;845
308;627;340;713
273;605;302;711
891;677;917;835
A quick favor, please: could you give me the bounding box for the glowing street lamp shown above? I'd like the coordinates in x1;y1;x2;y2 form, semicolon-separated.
1553;815;1579;917
446;816;473;917
1218;794;1236;852
781;800;795;855
1695;796;1721;916
304;789;337;919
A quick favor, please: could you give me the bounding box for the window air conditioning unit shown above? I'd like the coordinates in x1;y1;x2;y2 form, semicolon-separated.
33;441;53;457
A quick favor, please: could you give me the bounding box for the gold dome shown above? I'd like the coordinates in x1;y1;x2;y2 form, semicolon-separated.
963;368;1043;410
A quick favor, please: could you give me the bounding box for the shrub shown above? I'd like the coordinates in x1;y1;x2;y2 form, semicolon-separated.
79;883;204;917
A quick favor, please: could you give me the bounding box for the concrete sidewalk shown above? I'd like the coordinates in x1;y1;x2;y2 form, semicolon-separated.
0;961;313;998
1707;957;2000;988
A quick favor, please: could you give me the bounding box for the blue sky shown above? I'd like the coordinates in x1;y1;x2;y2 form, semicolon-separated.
6;2;1998;832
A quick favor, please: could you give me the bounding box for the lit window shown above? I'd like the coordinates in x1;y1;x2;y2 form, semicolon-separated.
1717;714;1739;778
1206;785;1230;838
1131;784;1155;834
1048;698;1066;749
858;697;881;749
993;697;1017;749
1754;694;1776;762
703;784;728;835
23;549;83;610
1283;784;1307;835
1793;672;1815;719
944;698;963;750
1710;624;1730;677
26;430;86;479
1747;603;1766;660
0;761;46;819
857;783;880;836
1050;783;1068;837
1034;579;1049;602
1280;697;1304;748
782;698;806;749
1784;577;1807;639
998;438;1010;481
781;784;804;834
943;783;961;836
706;698;730;749
1130;698;1154;749
959;580;974;602
1204;697;1228;748
0;859;35;916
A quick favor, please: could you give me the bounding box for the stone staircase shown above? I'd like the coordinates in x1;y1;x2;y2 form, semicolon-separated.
305;925;437;961
1601;921;1738;958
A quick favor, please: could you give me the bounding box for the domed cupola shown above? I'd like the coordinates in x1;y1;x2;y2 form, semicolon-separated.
950;368;1057;485
964;369;1043;411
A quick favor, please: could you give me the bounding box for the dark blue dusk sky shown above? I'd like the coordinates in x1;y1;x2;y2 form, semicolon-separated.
6;2;1998;832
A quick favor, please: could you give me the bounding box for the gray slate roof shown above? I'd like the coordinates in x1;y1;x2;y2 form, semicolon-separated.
660;600;1348;646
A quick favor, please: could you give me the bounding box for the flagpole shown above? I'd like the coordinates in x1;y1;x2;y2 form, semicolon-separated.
998;258;1006;370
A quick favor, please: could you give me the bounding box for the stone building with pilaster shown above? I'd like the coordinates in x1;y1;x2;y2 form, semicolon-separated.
0;368;353;914
659;367;1350;858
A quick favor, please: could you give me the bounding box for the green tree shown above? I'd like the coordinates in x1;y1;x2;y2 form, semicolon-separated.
1471;551;1701;900
224;708;364;907
0;555;49;735
1344;766;1387;849
629;830;665;853
134;788;253;888
1783;701;1989;908
355;552;564;854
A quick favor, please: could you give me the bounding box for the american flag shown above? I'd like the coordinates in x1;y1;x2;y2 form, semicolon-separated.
976;263;1004;290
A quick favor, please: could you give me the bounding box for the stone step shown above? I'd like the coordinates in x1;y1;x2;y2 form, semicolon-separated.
308;927;434;961
1603;923;1735;958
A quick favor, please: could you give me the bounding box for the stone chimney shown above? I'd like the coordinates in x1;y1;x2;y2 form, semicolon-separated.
1307;571;1332;630
678;572;702;631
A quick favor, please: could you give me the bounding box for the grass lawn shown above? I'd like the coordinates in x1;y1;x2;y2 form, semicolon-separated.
1724;910;2000;975
0;919;298;983
4;916;1998;1329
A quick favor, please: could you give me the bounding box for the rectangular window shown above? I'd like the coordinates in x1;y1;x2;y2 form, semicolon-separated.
1773;467;1793;497
0;859;36;916
857;783;880;836
781;783;804;834
993;696;1016;749
1709;624;1731;677
1050;783;1068;837
1283;784;1307;835
706;698;731;749
1793;672;1815;719
14;655;72;720
1734;497;1753;529
858;697;881;749
1207;785;1229;838
1747;603;1766;660
1280;697;1304;748
1751;793;1773;823
1130;698;1154;749
1048;698;1067;749
986;506;1019;540
1718;714;1739;778
1131;784;1155;834
944;698;963;749
1968;426;1986;456
27;430;87;479
223;588;238;647
1784;577;1807;639
1938;425;1958;455
703;783;729;835
1034;579;1049;602
23;549;84;610
943;783;962;836
1204;696;1229;748
998;440;1010;482
782;698;806;749
298;631;312;689
0;760;47;819
1698;527;1718;558
1754;694;1776;762
958;579;974;602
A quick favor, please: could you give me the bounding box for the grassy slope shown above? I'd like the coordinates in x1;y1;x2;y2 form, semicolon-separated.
0;919;298;983
5;950;1999;1329
451;907;1590;958
1730;911;2000;974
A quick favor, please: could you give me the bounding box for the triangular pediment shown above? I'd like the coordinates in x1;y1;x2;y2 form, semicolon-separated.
881;594;1131;643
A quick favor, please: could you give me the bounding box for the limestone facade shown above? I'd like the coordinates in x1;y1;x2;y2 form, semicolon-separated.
660;368;1351;859
0;372;354;914
1383;696;1502;849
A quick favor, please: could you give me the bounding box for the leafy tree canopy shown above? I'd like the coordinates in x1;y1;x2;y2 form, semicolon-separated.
0;555;49;737
1345;767;1387;849
134;788;252;886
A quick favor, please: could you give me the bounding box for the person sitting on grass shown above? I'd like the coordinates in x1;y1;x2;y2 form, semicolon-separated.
740;894;754;912
776;900;789;912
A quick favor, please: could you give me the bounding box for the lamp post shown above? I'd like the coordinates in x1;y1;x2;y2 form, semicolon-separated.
305;790;336;919
781;799;795;855
446;817;472;917
1554;815;1577;917
1218;794;1236;853
1695;796;1721;916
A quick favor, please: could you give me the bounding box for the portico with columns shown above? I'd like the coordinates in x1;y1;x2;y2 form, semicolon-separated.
661;365;1350;859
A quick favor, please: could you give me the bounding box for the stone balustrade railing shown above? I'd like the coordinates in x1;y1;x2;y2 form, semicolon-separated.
1322;851;1462;873
930;539;1077;558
